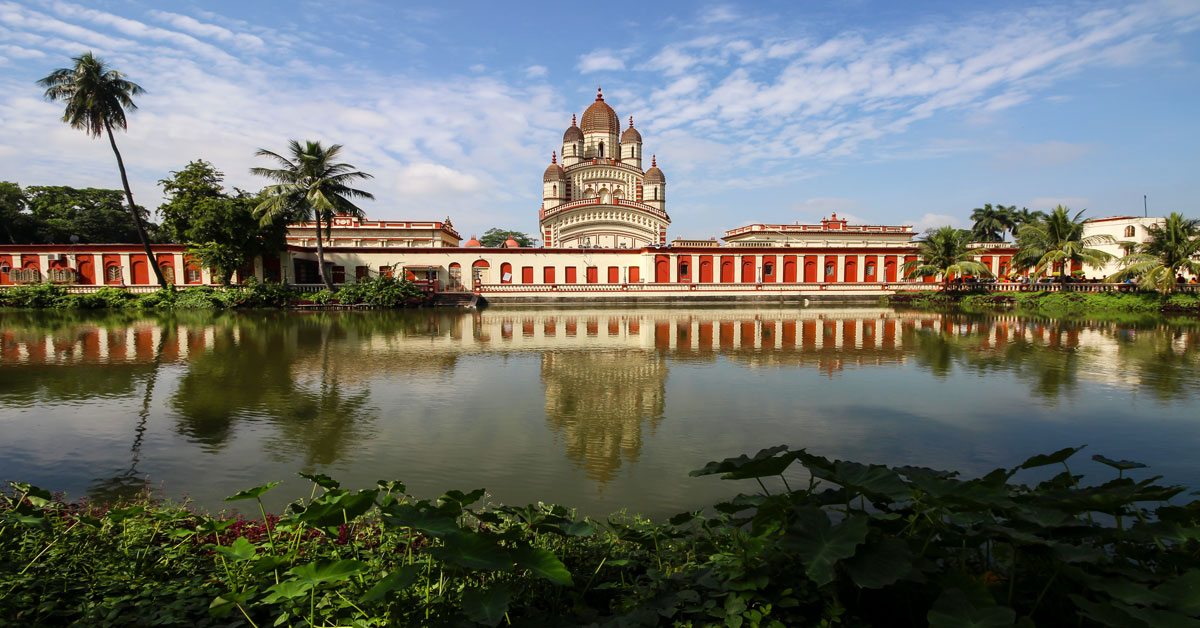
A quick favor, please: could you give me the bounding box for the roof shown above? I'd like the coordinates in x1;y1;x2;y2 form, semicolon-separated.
644;155;664;183
563;114;583;142
620;116;641;143
581;87;619;134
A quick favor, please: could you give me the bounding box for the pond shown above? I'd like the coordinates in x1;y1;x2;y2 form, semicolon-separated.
2;306;1198;519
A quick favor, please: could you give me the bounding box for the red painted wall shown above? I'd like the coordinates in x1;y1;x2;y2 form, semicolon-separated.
586;266;598;283
740;256;755;283
676;255;691;283
699;255;713;283
628;266;639;283
762;255;776;283
565;267;577;283
607;266;619;283
521;266;533;283
130;254;149;284
543;267;555;284
654;254;669;283
720;256;735;282
783;255;797;282
76;254;95;284
804;255;818;282
844;258;858;282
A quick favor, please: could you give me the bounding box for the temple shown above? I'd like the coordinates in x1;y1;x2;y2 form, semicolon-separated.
1;88;1056;301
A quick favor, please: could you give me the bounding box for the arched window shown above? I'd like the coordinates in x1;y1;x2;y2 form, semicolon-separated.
552;184;557;197
597;142;604;158
106;265;122;283
1124;226;1136;238
825;263;835;276
448;262;462;289
866;262;876;275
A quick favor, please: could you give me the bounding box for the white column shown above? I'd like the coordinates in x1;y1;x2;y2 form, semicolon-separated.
172;253;186;284
253;255;265;281
837;254;846;283
756;255;764;282
38;254;51;282
669;253;678;283
120;253;133;285
877;255;885;282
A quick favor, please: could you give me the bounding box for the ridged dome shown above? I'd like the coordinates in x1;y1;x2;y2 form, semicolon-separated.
563;114;583;142
580;87;619;134
620;116;641;143
644;155;665;183
503;237;520;248
543;151;565;182
464;236;481;247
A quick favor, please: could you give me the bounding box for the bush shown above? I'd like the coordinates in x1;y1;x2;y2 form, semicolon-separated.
0;282;67;308
311;288;337;305
335;275;425;307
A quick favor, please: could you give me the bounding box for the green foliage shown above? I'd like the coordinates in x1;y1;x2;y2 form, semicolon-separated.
903;226;993;284
158;160;288;285
0;282;66;307
0;181;41;244
1013;205;1115;280
1108;212;1200;293
3;448;1198;627
22;185;154;244
970;203;1015;243
888;289;1200;316
335;274;426;307
479;228;537;247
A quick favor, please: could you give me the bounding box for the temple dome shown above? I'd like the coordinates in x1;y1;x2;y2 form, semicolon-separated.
464;235;481;247
503;237;521;248
580;87;619;134
563;114;583;142
620;117;641;143
543;152;565;182
644;155;665;183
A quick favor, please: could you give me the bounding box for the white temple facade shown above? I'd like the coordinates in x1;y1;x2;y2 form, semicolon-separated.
539;88;670;249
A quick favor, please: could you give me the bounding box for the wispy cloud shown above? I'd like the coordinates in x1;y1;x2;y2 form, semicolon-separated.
577;50;625;73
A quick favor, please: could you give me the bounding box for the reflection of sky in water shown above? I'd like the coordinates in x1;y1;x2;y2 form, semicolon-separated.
0;308;1198;519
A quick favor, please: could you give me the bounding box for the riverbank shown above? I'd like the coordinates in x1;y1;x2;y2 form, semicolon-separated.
886;289;1200;315
3;446;1196;627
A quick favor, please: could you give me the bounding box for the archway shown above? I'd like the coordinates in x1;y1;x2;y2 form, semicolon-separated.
131;259;148;284
720;259;734;283
500;262;513;284
77;258;94;284
448;262;462;290
804;261;816;282
783;259;797;282
654;257;669;283
471;260;490;286
700;260;713;283
741;258;755;283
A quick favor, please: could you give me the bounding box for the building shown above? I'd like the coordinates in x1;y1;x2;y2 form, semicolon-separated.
2;88;1039;300
1081;216;1164;278
539;88;669;249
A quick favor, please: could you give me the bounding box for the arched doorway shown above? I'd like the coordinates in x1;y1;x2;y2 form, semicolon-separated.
720;259;734;283
448;262;462;290
741;257;755;283
654;256;669;283
500;262;513;284
76;257;94;284
804;261;817;282
783;259;797;282
471;260;490;286
844;258;858;282
700;259;713;283
131;258;148;284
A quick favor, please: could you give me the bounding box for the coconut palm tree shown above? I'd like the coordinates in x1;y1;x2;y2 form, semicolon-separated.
38;52;167;287
1108;212;1200;293
251;140;374;291
1010;207;1046;237
970;203;1012;242
1012;205;1113;282
902;226;993;289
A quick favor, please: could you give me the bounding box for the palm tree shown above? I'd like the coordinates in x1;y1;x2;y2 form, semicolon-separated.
38;52;167;288
1108;213;1200;293
1010;207;1046;237
970;204;1012;242
902;226;993;289
1012;205;1113;282
251;140;374;291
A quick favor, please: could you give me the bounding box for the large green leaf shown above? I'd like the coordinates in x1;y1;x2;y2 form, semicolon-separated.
294;489;378;528
845;537;913;589
1019;446;1085;470
461;584;512;627
11;482;53;508
819;461;911;503
382;503;462;537
212;536;258;562
437;488;486;515
689;445;798;479
787;508;869;586
928;589;1016;628
429;532;514;572
512;545;573;586
106;505;145;523
361;565;421;603
287;559;369;585
261;579;313;604
1157;570;1200;616
225;481;281;502
558;521;597;537
1092;455;1148;472
297;472;340;490
209;588;257;617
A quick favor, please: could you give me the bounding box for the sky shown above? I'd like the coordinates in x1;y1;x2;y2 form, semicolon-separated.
1;0;1198;241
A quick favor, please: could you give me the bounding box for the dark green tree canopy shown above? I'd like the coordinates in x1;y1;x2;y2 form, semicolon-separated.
479;228;537;247
158;160;288;285
901;226;992;286
1012;205;1114;280
0;182;40;244
24;185;153;244
1108;212;1200;292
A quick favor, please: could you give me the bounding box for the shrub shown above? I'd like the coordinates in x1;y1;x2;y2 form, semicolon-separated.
0;282;66;308
335;275;425;307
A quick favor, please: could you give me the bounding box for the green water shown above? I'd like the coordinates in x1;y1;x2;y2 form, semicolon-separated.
1;306;1198;519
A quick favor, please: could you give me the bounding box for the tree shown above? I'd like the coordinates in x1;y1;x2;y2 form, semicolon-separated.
251;141;374;291
479;228;537;247
970;203;1013;242
0;182;39;244
1010;207;1046;237
159;160;289;286
38;52;168;287
1108;213;1200;293
23;186;152;244
1012;205;1114;282
901;226;992;288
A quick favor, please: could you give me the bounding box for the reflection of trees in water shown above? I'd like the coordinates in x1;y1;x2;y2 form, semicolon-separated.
906;313;1200;401
170;316;379;466
542;350;666;485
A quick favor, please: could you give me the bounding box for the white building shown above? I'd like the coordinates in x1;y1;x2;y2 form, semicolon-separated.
1082;216;1164;278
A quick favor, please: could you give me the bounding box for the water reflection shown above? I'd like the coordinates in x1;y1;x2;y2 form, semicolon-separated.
1;308;1198;515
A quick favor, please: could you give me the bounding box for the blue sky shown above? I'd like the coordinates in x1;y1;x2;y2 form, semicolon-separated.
1;0;1197;241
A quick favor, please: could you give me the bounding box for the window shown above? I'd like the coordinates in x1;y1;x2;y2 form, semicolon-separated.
597;142;604;158
1124;226;1136;238
680;263;689;276
332;265;345;284
825;263;835;276
106;265;122;282
866;263;876;275
186;268;202;283
764;263;773;275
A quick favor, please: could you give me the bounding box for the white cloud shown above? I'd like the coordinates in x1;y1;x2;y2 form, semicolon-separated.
577;51;625;73
524;65;547;78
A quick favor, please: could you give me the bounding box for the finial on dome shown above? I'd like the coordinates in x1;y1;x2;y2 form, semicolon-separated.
629;116;634;128
571;113;577;126
651;155;656;167
596;86;603;100
551;150;557;164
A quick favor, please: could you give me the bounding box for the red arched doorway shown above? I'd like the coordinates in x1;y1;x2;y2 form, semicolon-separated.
844;258;858;283
471;260;490;286
720;258;734;283
500;262;513;283
131;258;148;284
76;257;94;284
654;256;669;283
741;257;755;283
804;261;817;282
448;262;462;289
783;258;797;282
699;259;713;283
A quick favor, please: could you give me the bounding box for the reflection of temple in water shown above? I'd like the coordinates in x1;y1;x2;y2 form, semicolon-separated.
541;349;666;485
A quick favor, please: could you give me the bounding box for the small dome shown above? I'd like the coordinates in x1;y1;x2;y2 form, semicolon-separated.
464;235;481;247
543;151;565;182
580;87;619;134
644;155;665;183
563;113;583;142
620;116;641;143
503;237;521;248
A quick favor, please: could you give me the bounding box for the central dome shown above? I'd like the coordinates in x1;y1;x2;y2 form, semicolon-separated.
580;87;619;134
